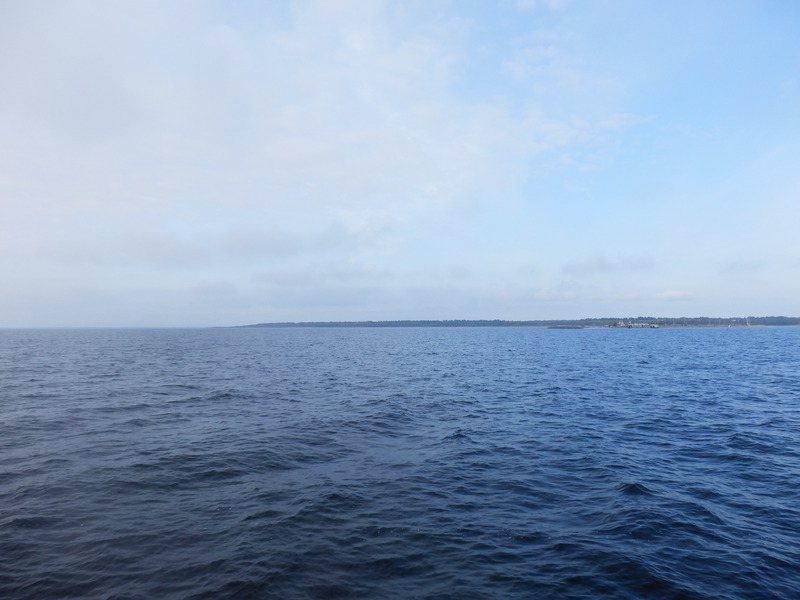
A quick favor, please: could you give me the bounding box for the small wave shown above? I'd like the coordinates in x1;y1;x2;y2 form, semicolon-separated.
616;482;655;496
725;431;777;453
443;428;471;441
93;402;153;415
242;509;284;522
7;516;60;529
4;326;800;600
122;417;152;427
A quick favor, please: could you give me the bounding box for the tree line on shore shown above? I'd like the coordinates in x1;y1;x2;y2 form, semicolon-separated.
243;316;800;328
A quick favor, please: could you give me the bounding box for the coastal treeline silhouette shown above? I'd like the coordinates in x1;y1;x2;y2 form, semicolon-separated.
243;316;800;328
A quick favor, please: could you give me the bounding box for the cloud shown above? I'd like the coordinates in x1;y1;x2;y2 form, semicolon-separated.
562;257;654;277
720;258;767;274
252;260;386;288
0;2;642;258
517;0;568;12
218;229;308;261
3;1;796;325
655;290;694;301
187;281;239;297
45;224;363;270
533;288;577;301
0;1;538;267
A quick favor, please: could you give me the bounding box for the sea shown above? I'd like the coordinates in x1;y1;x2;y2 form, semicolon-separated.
1;326;799;600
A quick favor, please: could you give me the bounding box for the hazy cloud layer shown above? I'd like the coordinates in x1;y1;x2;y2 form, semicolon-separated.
1;0;799;326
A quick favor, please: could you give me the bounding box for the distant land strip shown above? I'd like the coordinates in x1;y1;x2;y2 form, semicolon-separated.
240;317;800;328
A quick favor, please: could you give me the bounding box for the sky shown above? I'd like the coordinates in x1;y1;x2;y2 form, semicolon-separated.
1;0;799;327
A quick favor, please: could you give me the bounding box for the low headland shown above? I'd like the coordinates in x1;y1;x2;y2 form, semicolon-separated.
240;316;800;328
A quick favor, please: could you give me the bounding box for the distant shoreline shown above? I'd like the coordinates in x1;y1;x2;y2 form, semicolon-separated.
238;317;800;329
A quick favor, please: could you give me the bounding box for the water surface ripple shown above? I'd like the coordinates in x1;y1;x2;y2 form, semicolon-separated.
1;326;799;599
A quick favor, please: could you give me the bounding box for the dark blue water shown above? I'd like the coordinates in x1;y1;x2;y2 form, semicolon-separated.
1;326;799;599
